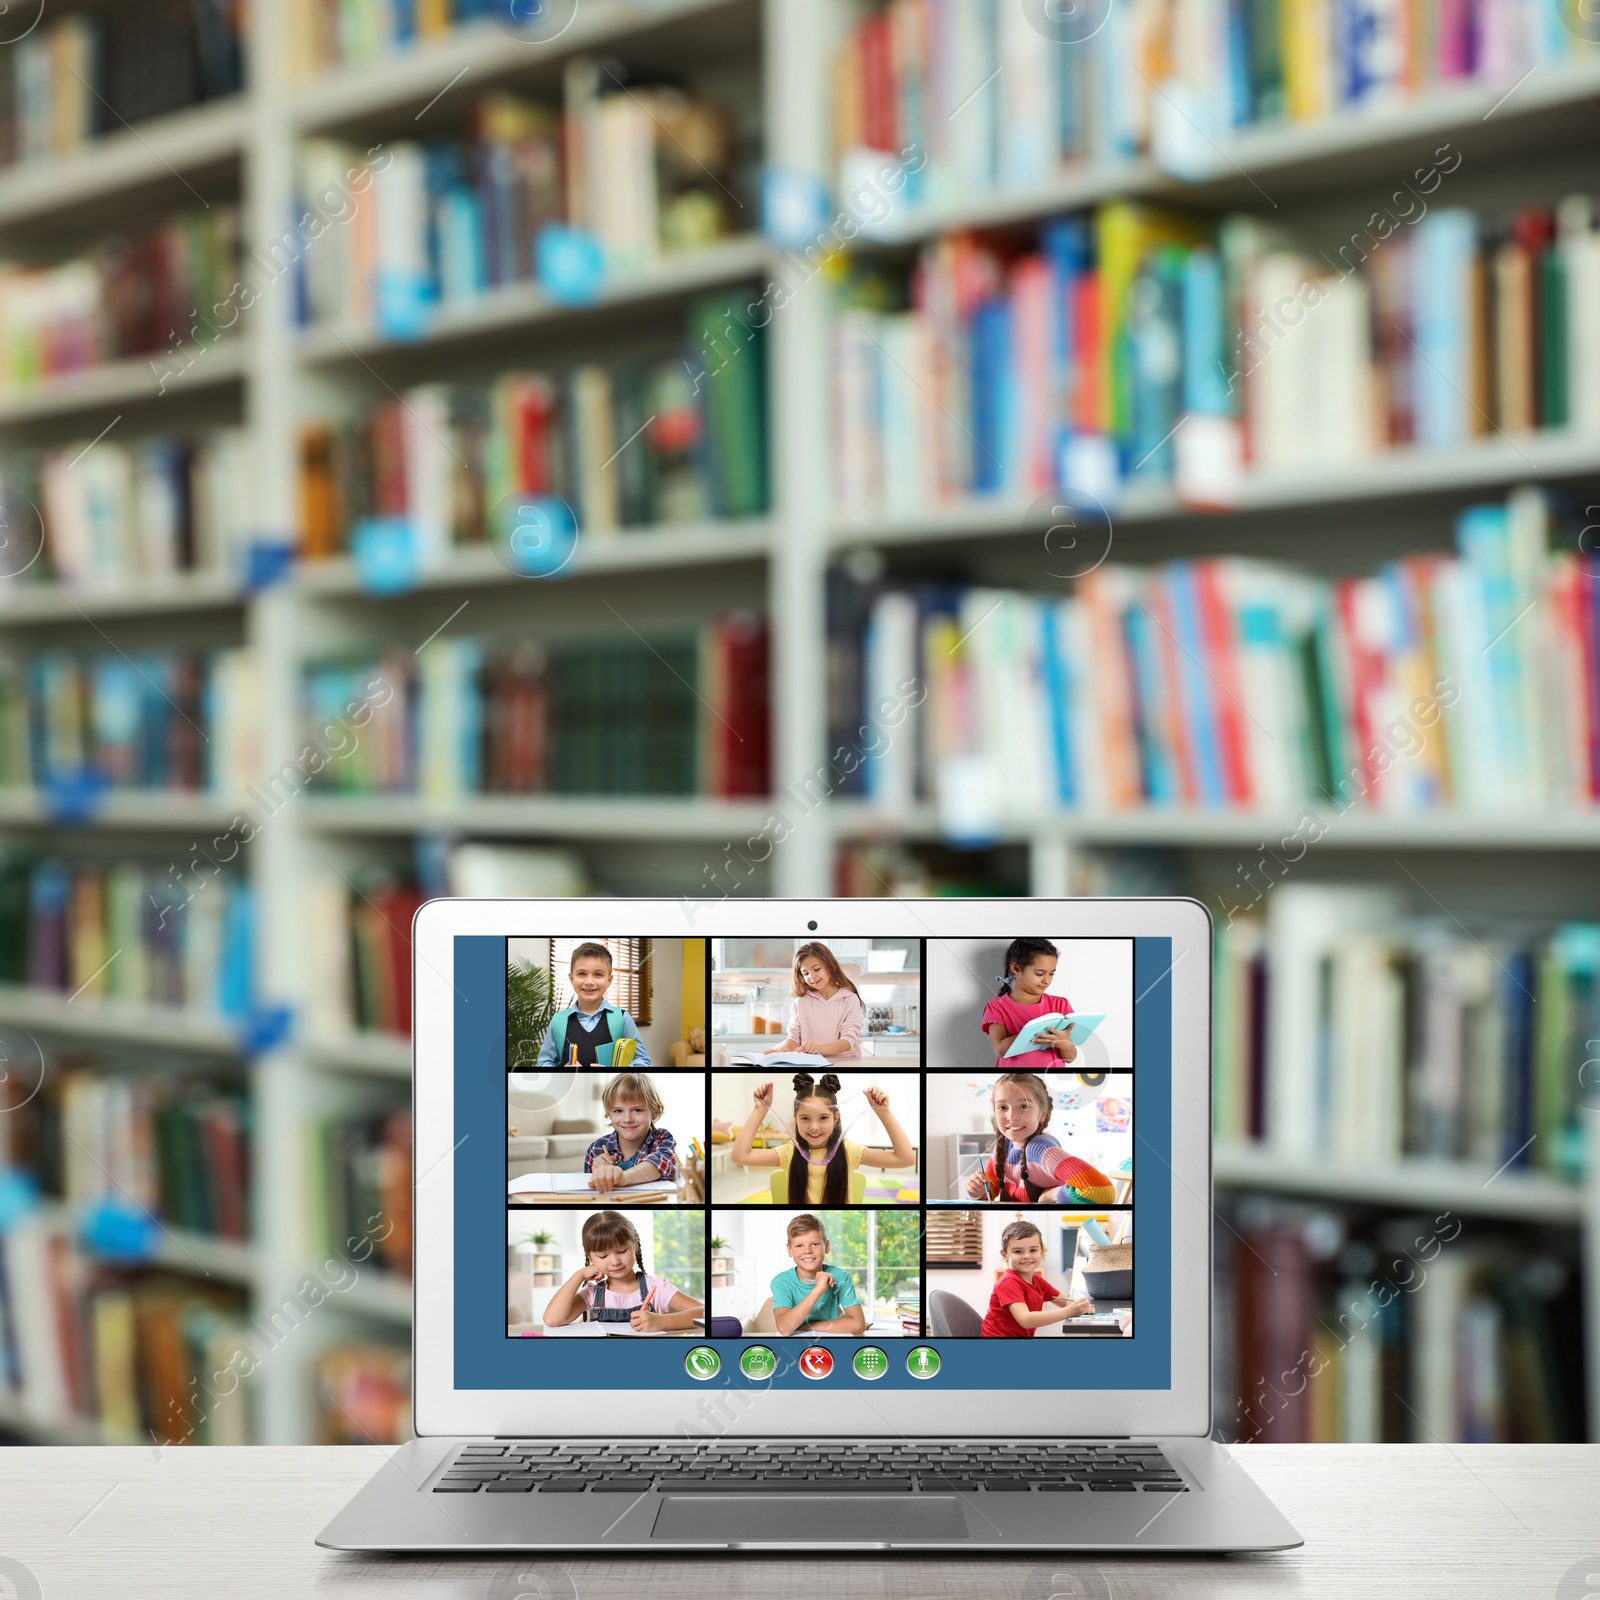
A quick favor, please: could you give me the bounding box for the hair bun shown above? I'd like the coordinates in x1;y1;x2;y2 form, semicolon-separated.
819;1073;841;1093
791;1071;815;1093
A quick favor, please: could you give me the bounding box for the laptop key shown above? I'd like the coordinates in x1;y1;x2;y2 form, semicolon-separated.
538;1478;592;1492
984;1478;1033;1492
1089;1484;1137;1492
591;1478;655;1492
1143;1483;1188;1492
485;1482;536;1493
1039;1483;1086;1492
433;1483;482;1492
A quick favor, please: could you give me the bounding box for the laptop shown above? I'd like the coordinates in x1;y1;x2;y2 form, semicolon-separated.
317;897;1302;1552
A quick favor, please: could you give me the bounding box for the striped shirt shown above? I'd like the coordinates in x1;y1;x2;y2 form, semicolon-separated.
584;1125;677;1180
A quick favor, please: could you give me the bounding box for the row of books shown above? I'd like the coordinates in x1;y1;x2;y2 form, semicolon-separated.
0;431;257;590
831;197;1600;515
287;0;497;77
0;1063;253;1242
1217;1198;1584;1442
0;648;258;796
831;486;1600;816
833;0;1598;201
896;1289;923;1337
304;845;590;1040
0;1215;254;1444
298;75;736;328
305;1106;413;1278
1215;884;1594;1178
0;206;243;393
305;874;424;1040
317;1343;412;1445
0;854;256;1020
301;617;771;799
0;2;245;169
298;311;767;560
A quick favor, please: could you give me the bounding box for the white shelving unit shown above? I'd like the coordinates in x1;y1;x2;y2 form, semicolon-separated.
0;0;1594;1443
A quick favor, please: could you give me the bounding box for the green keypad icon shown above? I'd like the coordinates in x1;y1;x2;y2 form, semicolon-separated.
852;1346;889;1381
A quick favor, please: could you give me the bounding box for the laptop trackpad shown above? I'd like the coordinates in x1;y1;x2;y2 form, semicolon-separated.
652;1494;966;1546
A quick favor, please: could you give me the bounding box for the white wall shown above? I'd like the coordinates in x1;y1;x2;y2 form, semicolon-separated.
924;938;1134;1069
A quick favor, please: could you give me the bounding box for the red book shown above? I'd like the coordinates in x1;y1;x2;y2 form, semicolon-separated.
1196;563;1252;805
371;400;409;516
1334;579;1383;804
721;614;770;796
384;884;424;1036
860;11;895;152
514;376;558;496
1070;273;1102;433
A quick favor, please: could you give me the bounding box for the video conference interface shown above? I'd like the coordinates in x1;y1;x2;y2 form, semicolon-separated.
503;935;1138;1358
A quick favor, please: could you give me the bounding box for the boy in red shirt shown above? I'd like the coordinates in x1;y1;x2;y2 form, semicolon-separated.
980;1218;1095;1338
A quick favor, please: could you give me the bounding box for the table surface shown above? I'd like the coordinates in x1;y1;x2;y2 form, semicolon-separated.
0;1445;1595;1599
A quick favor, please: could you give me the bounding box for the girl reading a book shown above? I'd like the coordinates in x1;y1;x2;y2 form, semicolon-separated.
584;1072;677;1192
762;941;865;1061
962;1070;1115;1205
981;937;1078;1070
731;1073;916;1205
542;1210;701;1333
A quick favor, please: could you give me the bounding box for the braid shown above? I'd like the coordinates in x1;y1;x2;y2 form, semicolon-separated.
990;1129;1007;1200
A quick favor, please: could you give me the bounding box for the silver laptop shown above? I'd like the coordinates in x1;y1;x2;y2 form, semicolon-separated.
317;897;1301;1552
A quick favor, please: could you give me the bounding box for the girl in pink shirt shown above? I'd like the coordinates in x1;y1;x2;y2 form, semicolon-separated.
763;941;865;1061
981;937;1079;1071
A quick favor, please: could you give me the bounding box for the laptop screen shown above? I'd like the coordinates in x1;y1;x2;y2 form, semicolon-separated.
452;933;1171;1392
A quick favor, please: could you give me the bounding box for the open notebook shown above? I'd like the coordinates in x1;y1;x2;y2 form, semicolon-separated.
508;1172;678;1196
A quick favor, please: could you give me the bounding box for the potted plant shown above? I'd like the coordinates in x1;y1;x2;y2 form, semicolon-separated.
529;1229;559;1282
709;1236;733;1289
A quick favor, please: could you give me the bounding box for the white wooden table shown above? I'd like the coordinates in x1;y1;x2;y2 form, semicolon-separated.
0;1445;1596;1598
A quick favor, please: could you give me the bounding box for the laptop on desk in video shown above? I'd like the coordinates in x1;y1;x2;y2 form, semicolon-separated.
317;897;1301;1553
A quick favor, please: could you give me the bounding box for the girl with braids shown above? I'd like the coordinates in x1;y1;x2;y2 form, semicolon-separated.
731;1072;916;1206
541;1210;701;1333
761;941;865;1061
981;937;1079;1070
980;1218;1094;1338
962;1071;1116;1205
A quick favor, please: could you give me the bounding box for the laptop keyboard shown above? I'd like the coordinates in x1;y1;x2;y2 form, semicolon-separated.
432;1440;1187;1494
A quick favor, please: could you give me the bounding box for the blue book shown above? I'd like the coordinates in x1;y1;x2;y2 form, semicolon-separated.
1163;565;1225;804
390;0;417;43
1122;600;1176;802
1456;503;1531;781
970;297;1011;495
218;882;255;1020
1039;604;1076;805
1182;248;1230;416
1414;210;1476;447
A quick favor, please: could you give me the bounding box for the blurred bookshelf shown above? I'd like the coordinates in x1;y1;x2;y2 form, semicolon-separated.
0;0;1594;1450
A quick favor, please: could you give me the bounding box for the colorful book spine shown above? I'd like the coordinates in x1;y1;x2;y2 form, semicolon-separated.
828;487;1600;815
831;191;1600;518
0;647;256;796
0;852;255;1020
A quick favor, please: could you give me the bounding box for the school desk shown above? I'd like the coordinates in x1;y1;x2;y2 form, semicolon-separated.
0;1444;1594;1596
